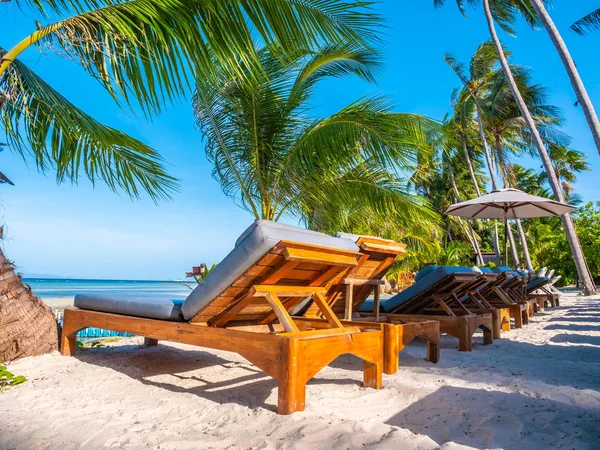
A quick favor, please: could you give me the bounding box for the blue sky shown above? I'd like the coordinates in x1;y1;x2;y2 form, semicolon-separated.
1;0;599;280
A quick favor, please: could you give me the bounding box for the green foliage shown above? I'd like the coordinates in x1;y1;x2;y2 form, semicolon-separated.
436;241;473;266
530;202;600;285
1;58;178;202
193;44;440;232
0;365;27;390
570;8;600;35
2;0;382;200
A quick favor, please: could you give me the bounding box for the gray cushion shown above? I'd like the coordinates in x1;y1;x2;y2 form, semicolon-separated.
334;231;394;243
74;294;185;321
181;220;359;320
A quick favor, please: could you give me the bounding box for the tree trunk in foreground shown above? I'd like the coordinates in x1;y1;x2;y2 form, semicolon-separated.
530;0;600;157
0;246;59;361
482;0;597;295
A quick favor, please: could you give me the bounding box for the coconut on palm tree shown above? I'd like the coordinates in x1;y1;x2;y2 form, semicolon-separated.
0;0;384;361
434;0;597;294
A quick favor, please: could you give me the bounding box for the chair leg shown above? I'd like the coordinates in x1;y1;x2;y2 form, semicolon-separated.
144;338;158;346
457;317;472;352
522;307;530;325
491;309;501;339
382;323;399;375
60;310;82;356
482;325;493;345
363;359;382;389
60;331;78;356
427;337;440;363
508;305;522;329
501;310;511;332
277;339;307;415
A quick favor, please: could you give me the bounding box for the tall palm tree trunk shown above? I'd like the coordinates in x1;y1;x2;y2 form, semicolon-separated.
495;136;531;269
515;218;534;270
448;162;484;265
482;0;597;295
460;136;501;259
474;102;499;191
506;220;520;268
530;0;600;157
0;246;59;361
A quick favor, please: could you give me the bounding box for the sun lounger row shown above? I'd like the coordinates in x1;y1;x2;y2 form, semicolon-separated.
60;220;558;414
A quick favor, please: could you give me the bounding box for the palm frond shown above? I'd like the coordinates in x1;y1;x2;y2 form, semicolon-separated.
1;57;178;201
570;8;600;35
30;0;381;117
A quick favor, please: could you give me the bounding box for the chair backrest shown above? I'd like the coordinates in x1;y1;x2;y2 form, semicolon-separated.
382;266;482;314
303;234;406;318
181;220;362;325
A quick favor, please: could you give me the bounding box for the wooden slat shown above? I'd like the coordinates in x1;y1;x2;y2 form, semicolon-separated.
284;247;359;267
263;293;300;333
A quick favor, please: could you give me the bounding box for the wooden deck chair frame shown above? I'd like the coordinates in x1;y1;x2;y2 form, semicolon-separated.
302;236;440;374
60;241;384;415
479;272;529;329
459;275;510;338
384;271;494;352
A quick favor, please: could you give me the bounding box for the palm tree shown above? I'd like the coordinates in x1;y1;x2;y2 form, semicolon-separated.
479;62;563;270
193;45;439;230
434;0;597;294
448;92;502;259
1;0;384;360
445;42;531;265
526;1;600;158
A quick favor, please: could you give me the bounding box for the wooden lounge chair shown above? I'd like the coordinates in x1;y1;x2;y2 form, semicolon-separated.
301;234;440;375
361;265;494;352
60;221;384;414
479;268;529;328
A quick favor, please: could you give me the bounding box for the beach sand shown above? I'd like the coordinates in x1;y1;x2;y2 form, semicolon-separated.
41;297;74;308
1;291;599;449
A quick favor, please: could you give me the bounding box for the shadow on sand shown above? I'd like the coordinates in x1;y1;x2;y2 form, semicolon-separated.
386;385;600;449
74;344;367;412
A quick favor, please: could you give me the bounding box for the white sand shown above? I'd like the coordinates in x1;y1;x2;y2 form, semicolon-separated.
2;292;599;449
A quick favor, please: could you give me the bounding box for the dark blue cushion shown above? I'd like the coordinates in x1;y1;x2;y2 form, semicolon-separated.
360;266;478;313
493;266;514;273
478;267;495;274
527;276;550;292
415;265;439;282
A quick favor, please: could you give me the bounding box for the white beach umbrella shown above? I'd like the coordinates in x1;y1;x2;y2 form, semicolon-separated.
445;188;576;266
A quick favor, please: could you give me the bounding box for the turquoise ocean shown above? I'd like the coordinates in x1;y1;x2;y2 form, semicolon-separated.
24;278;195;303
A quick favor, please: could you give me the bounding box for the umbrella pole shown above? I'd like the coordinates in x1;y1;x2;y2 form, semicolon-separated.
504;217;509;267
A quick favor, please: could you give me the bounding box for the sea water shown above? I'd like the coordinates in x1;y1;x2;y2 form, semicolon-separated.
24;278;194;302
24;278;196;339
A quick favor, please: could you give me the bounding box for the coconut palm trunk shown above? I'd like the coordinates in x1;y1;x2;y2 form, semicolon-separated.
460;135;501;258
530;0;600;157
515;218;534;270
447;161;484;264
482;0;597;295
0;246;59;361
505;220;520;268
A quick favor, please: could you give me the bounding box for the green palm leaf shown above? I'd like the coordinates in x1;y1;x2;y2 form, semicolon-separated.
29;0;381;117
570;8;600;35
1;57;177;201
